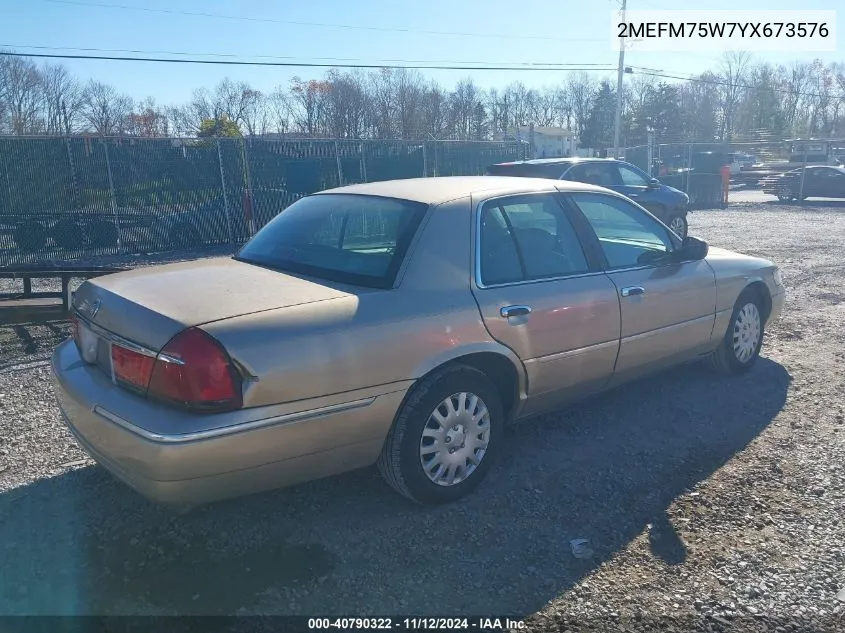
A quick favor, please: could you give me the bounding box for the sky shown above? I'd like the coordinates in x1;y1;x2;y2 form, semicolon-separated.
2;0;842;106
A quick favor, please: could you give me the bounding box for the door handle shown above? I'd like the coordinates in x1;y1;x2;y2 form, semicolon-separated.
620;286;645;297
500;305;532;318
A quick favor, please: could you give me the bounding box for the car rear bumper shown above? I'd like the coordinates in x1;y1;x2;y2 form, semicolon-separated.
51;340;407;507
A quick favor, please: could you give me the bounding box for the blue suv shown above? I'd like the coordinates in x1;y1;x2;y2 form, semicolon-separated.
486;158;690;237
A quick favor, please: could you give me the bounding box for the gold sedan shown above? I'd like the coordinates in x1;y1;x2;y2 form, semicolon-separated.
52;177;785;508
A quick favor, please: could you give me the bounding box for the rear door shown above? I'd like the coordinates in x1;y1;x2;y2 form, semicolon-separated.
800;167;826;198
471;192;621;415
814;167;845;198
563;191;717;383
563;161;619;190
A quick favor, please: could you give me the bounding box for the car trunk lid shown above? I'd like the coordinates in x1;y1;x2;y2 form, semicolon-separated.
72;257;352;352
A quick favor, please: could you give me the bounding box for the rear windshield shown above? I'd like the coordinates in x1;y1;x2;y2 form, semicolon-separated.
485;163;565;179
235;194;428;289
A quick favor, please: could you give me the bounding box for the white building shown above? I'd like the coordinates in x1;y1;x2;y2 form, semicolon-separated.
497;126;579;159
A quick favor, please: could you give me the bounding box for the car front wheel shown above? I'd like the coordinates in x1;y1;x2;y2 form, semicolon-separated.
708;290;765;375
667;213;688;238
377;365;504;504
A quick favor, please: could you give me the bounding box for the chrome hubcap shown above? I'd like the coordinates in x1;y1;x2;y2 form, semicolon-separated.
669;216;686;236
733;302;761;363
419;392;490;486
777;186;791;200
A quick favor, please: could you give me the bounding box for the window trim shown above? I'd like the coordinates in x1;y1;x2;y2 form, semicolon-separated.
563;191;683;273
473;192;603;290
616;162;651;187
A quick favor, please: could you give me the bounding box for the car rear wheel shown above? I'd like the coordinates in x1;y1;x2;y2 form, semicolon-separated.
377;365;503;504
708;290;764;375
667;213;688;238
776;185;794;202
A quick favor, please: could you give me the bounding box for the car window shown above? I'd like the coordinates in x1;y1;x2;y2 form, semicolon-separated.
618;164;649;187
235;194;427;289
566;163;619;188
479;194;589;285
568;193;674;269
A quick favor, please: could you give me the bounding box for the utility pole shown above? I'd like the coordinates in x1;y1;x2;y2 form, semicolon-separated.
612;0;627;159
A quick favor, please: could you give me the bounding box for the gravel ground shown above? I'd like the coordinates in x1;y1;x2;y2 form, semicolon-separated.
1;197;844;631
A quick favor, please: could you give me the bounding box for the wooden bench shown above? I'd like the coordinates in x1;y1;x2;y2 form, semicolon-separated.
0;265;128;323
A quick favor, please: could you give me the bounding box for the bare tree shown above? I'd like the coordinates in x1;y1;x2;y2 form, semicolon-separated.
504;81;531;128
215;78;263;132
266;86;293;135
369;69;396;139
323;70;369;138
802;60;835;136
449;77;482;140
717;51;752;141
0;53;44;134
40;63;81;134
80;80;132;135
419;82;448;139
289;76;330;136
530;86;558;128
393;68;424;139
553;85;574;131
240;90;267;136
563;73;598;142
779;62;811;133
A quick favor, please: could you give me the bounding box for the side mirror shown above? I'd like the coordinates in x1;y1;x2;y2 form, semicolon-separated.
647;178;660;189
675;235;709;261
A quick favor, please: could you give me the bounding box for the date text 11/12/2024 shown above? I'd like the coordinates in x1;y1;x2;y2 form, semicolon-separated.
307;617;526;630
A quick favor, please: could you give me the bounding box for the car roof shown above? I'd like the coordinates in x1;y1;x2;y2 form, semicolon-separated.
317;176;608;205
496;157;622;166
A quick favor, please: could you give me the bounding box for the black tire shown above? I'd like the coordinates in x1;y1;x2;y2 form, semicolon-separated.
775;184;797;202
377;365;504;505
169;221;202;249
708;289;765;375
13;221;47;252
87;219;119;248
666;212;688;238
50;218;84;250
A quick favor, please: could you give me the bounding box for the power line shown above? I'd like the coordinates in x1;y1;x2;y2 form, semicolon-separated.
629;67;838;100
0;51;617;73
43;0;608;43
1;44;615;68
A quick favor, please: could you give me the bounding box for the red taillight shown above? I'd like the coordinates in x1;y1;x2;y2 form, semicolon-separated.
147;328;242;412
111;345;156;392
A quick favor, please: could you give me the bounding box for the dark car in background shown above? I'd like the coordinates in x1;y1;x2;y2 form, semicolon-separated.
762;165;845;202
486;158;690;237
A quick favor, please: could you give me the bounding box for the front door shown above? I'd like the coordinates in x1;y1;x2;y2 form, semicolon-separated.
564;191;717;384
471;192;621;415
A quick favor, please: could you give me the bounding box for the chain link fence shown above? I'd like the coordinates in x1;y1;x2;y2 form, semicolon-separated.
0;136;529;266
622;140;794;207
